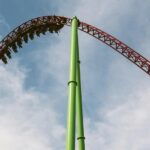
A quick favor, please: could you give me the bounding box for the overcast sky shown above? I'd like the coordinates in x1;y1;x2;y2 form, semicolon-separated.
0;0;150;150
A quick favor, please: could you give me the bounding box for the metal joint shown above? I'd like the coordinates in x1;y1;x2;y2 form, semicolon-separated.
77;60;81;64
77;136;85;140
68;80;77;86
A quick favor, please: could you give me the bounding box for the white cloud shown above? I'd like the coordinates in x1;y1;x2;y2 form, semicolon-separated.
0;61;66;150
1;0;150;149
84;88;150;150
55;0;150;149
0;15;10;31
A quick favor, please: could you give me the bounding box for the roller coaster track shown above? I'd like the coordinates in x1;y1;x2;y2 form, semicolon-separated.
0;15;150;75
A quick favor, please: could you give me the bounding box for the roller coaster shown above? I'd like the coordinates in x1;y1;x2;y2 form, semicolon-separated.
0;16;149;150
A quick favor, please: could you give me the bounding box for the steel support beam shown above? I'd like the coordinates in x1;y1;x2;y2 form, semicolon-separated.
76;33;85;150
66;16;78;150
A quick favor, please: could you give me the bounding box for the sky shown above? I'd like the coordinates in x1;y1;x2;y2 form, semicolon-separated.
0;0;150;150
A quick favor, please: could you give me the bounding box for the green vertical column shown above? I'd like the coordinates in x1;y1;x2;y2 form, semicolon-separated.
66;16;78;150
76;33;85;150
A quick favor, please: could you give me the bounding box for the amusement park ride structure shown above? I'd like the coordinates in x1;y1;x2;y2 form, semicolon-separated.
0;16;150;150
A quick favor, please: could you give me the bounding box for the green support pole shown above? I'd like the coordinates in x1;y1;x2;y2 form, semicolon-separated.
76;32;85;150
66;16;78;150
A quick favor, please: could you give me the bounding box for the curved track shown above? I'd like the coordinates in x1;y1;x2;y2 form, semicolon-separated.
0;15;150;75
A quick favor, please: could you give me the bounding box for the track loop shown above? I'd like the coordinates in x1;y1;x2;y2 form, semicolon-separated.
0;15;150;76
0;16;69;63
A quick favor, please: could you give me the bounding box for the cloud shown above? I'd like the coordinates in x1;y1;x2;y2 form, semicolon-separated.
1;0;150;149
84;87;150;150
44;1;150;149
0;60;66;150
0;15;10;34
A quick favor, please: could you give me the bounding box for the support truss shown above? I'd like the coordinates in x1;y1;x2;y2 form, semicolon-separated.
0;16;150;75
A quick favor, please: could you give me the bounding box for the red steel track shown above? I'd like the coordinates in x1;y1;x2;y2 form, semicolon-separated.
0;16;150;75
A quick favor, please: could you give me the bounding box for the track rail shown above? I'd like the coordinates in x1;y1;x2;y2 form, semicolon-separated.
0;15;150;75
